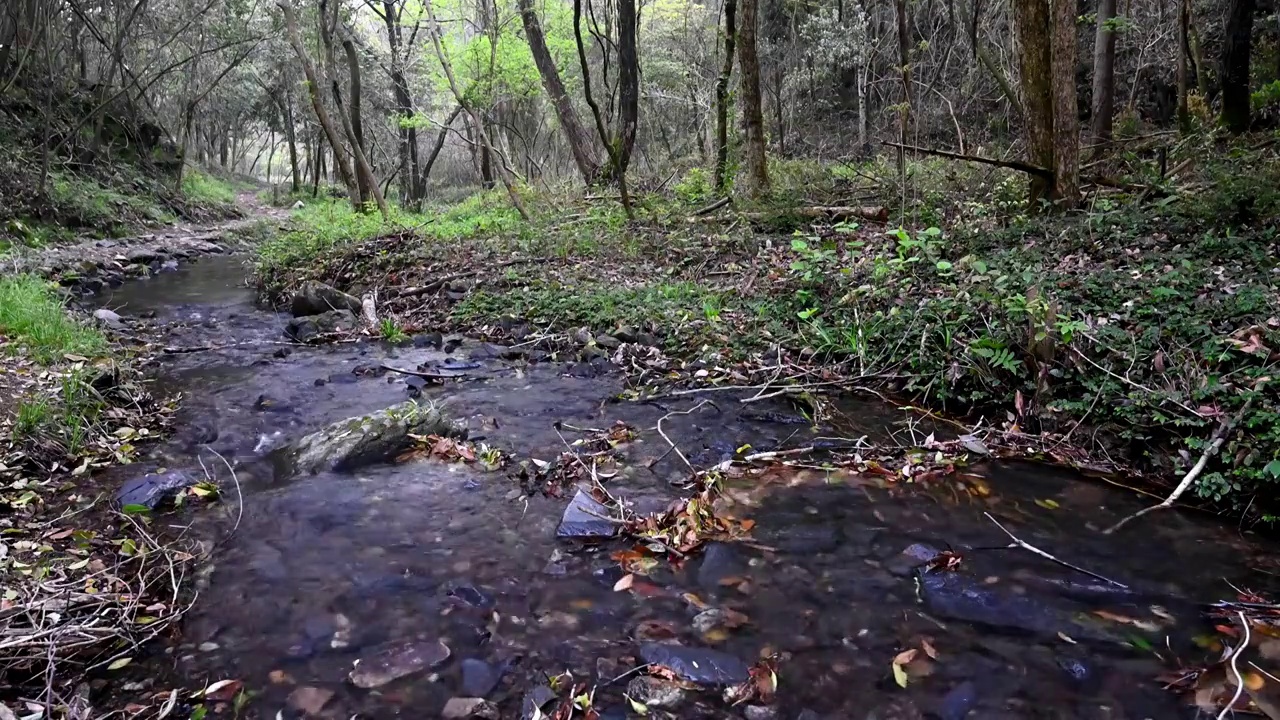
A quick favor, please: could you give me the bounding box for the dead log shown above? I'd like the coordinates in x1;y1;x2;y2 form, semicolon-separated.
743;206;890;223
882;141;1053;179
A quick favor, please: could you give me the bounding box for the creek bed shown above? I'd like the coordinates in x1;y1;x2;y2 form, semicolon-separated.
99;254;1280;719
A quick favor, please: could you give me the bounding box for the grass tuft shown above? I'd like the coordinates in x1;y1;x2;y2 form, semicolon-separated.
0;275;106;362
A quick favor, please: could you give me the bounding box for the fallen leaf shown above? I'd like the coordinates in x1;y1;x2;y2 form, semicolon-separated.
892;661;909;688
107;657;132;670
199;679;243;701
921;638;939;659
1034;498;1060;510
892;649;918;666
1057;632;1077;644
613;573;635;592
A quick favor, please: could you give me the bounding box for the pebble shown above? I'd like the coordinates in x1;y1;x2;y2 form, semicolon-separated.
624;676;687;709
442;697;499;719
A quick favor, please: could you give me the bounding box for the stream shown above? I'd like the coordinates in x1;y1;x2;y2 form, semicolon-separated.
94;252;1280;719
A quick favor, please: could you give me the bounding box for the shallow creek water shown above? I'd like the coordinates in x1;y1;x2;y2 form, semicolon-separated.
97;254;1280;719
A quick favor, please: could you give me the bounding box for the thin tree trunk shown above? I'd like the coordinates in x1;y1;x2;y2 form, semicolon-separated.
895;0;911;180
1051;0;1080;206
421;105;463;191
738;0;769;198
1012;0;1054;206
342;34;373;202
1176;0;1190;131
283;88;301;193
712;0;737;192
518;0;602;184
614;0;638;216
1091;0;1117;144
422;0;529;220
279;2;360;209
1221;0;1255;133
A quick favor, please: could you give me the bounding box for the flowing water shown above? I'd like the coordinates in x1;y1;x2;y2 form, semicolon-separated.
97;253;1280;719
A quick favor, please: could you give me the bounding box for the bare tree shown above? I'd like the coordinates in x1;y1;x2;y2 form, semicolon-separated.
739;0;769;197
1091;0;1117;145
712;0;736;193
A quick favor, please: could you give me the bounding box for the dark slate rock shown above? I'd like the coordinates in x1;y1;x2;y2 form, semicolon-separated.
918;572;1110;641
763;525;839;554
933;681;978;720
624;676;686;709
114;470;197;510
469;343;511;360
413;332;444;349
460;658;500;697
637;643;749;685
327;372;359;385
447;584;495;609
887;543;940;576
285;309;357;342
520;686;557;720
556;489;617;538
441;360;482;371
697;542;744;590
443;335;464;353
595;334;621;349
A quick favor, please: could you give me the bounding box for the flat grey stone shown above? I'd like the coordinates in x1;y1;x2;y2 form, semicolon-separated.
556;489;617;538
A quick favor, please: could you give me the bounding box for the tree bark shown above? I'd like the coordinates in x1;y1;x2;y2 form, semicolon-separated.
1050;0;1080;206
1012;0;1054;206
421;105;463;191
1176;0;1190;131
738;0;769;198
894;0;911;180
518;0;602;184
615;0;638;178
712;0;737;192
1221;0;1255;133
319;2;386;217
422;0;529;220
1091;0;1117;144
279;2;360;210
341;34;372;202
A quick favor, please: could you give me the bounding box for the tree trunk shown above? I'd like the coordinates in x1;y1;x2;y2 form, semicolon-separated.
738;0;769;198
894;0;911;180
1012;0;1054;206
342;34;372;202
712;0;737;192
518;0;602;184
615;0;638;177
1176;0;1190;131
421;106;463;192
1091;0;1117;144
321;6;386;217
1221;0;1255;134
1051;0;1080;206
422;0;529;220
279;2;360;210
283;87;301;193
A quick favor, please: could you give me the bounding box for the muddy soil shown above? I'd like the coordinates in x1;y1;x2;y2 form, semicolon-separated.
96;252;1280;720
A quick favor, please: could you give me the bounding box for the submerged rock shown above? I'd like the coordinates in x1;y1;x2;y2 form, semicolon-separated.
291;280;364;317
697;542;744;589
114;470;197;510
556;489;617;538
348;638;451;688
625;676;687;709
637;643;749;685
285;309;358;342
94;308;125;329
460;658;501;697
918;571;1109;641
934;680;978;720
520;686;558;720
287;400;462;473
442;698;499;719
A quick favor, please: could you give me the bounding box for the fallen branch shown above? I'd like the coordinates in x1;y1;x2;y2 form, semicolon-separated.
657;400;716;474
742;206;890;223
380;364;467;381
392;258;541;298
983;512;1129;588
1102;398;1254;535
1218;610;1251;720
691;196;731;217
882;140;1053;179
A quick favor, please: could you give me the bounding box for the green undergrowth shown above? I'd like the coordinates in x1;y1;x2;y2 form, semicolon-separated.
0;275;111;453
256;135;1280;516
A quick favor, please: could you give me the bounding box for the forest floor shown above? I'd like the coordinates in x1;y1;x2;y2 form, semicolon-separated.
256;133;1280;522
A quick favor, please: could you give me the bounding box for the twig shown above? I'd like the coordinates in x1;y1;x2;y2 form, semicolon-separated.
1071;346;1206;420
882;140;1053;178
207;448;244;537
690;196;731;217
381;364;467;380
1103;397;1254;535
983;512;1129;588
657;400;714;474
1218;610;1250;720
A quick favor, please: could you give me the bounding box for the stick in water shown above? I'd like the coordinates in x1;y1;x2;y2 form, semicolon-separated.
984;512;1128;589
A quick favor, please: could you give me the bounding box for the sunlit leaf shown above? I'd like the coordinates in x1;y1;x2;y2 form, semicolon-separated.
107;657;132;670
892;661;909;688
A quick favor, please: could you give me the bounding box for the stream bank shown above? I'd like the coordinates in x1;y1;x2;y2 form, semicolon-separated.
57;248;1280;719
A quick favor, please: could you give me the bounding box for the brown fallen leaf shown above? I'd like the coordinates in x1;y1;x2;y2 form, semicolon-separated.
613;573;635;592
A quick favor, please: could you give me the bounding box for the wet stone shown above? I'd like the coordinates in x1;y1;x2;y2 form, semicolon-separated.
637;642;750;685
413;332;443;349
697;542;744;590
287;686;334;716
291;280;363;317
743;706;780;720
625;676;687;709
347;638;451;688
114;469;197;510
460;658;500;697
442;697;499;719
934;680;978;720
448;584;496;609
595;333;621;349
556;489;617;538
762;525;839;554
520;686;558;720
327;372;359;385
918;572;1106;641
887;543;939;577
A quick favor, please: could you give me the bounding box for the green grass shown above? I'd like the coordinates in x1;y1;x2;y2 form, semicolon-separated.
0;275;106;362
182;167;238;206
